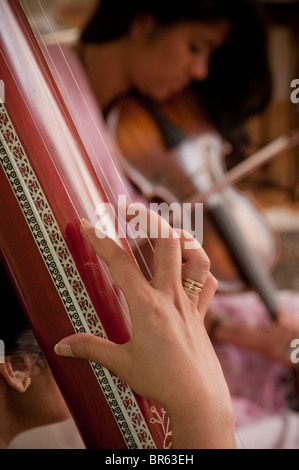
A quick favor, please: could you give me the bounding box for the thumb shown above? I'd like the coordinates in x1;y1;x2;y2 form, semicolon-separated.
54;333;125;373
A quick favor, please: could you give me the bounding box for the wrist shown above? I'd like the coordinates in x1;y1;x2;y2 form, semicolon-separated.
163;361;237;449
167;385;236;449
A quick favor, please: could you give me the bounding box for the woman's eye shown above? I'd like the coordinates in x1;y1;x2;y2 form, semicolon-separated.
189;42;202;54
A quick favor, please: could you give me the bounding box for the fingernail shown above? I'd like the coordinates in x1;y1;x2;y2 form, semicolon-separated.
54;343;75;357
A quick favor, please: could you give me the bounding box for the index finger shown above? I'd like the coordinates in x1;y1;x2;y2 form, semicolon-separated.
120;204;183;290
80;218;150;306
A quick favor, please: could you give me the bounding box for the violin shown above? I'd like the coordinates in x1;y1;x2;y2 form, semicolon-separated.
106;87;282;318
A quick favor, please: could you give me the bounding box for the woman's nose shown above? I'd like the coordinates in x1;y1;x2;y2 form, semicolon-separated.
189;56;210;82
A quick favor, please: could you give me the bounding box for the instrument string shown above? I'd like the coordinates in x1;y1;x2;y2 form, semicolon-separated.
26;0;154;277
1;47;133;327
7;0;249;448
16;0;157;331
4;0;143;329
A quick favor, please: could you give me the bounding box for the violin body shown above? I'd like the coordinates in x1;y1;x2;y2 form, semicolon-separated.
107;90;279;292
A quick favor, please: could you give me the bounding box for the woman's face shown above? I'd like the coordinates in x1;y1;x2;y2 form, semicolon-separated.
127;18;231;101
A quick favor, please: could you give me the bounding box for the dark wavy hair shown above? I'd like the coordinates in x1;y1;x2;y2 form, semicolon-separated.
1;261;44;367
81;0;272;162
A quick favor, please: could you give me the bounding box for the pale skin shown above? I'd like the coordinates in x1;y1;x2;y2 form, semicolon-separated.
55;208;237;449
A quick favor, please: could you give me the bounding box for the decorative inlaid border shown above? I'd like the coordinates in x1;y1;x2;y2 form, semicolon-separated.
0;104;171;449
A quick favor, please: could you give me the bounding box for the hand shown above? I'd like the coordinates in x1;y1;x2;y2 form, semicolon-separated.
55;206;236;448
212;308;299;368
257;310;299;367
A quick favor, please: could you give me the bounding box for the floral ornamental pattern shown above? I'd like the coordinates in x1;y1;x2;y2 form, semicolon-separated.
150;406;173;449
0;104;171;449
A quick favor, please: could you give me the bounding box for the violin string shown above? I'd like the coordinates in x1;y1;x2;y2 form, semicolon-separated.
30;0;154;277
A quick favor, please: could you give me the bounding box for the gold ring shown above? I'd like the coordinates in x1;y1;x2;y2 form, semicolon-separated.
182;275;204;296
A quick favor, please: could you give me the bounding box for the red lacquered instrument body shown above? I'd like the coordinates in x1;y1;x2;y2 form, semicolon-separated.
0;0;171;449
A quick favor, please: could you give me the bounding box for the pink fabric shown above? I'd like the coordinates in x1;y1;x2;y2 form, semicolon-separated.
212;291;299;429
